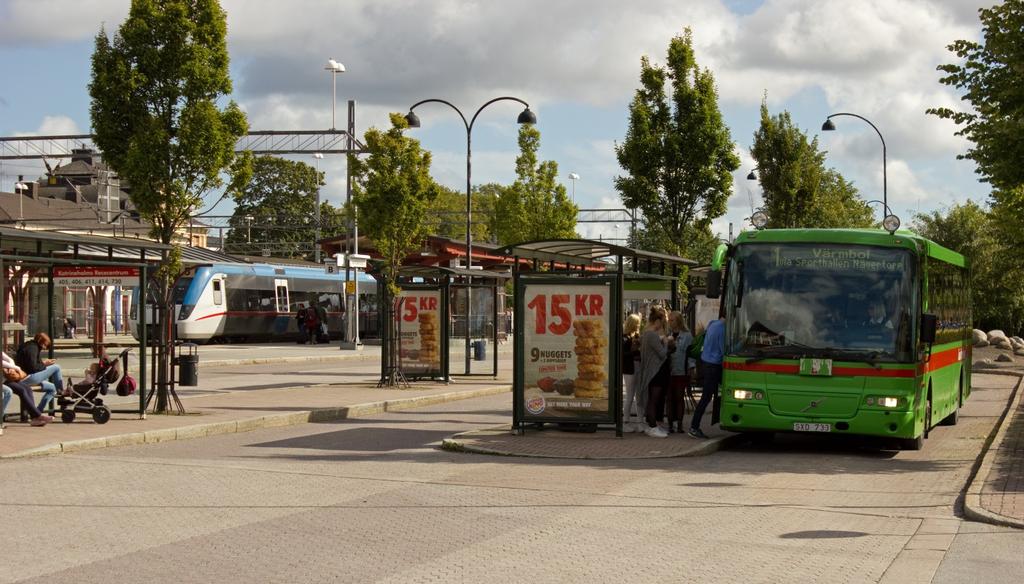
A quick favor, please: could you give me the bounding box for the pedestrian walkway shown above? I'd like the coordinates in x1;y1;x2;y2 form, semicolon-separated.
966;347;1024;528
444;417;738;459
0;374;511;459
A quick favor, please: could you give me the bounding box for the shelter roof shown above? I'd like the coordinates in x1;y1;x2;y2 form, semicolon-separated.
499;238;696;272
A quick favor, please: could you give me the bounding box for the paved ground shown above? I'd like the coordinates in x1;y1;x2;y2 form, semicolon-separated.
968;346;1024;527
0;373;1020;584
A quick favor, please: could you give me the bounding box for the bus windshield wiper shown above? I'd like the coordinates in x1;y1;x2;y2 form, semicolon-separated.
743;344;804;364
808;348;882;369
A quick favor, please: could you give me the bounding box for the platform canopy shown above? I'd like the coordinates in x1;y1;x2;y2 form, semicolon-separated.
499;238;696;279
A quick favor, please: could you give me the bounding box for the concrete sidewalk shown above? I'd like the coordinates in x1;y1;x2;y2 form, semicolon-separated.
965;347;1024;528
0;373;511;459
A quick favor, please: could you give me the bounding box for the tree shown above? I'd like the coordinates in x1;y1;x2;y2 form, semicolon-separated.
350;114;440;385
750;101;875;228
928;1;1024;192
225;156;346;259
426;183;497;243
615;28;739;258
90;0;251;412
911;201;1024;332
492;125;577;245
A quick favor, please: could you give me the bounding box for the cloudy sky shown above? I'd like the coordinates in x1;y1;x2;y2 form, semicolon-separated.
0;0;993;242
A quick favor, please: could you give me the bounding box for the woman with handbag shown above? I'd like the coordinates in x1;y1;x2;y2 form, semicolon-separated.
3;355;53;426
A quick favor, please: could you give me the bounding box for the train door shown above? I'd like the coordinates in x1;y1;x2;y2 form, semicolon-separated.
273;279;290;336
212;277;224;307
274;279;289;313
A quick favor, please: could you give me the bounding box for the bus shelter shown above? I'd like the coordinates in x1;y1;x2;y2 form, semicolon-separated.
0;226;171;419
381;265;509;384
500;239;696;437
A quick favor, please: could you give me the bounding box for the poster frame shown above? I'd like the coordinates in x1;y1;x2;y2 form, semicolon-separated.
513;273;622;432
396;282;449;382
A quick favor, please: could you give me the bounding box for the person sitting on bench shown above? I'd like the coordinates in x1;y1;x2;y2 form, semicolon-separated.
15;333;63;411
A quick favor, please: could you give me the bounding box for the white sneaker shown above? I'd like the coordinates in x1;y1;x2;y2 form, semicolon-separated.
644;425;668;438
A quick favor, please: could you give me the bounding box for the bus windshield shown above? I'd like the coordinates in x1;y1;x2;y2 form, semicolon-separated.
727;243;916;362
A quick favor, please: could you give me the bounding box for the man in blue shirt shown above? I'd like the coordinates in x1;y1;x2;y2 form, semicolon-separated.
689;317;724;439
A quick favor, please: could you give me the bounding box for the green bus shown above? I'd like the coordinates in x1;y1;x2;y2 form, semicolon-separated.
706;228;970;450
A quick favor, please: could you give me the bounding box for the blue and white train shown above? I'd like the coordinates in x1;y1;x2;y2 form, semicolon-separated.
130;262;379;343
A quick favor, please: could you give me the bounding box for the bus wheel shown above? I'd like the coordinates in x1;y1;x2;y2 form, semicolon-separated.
899;434;924;451
940;376;963;426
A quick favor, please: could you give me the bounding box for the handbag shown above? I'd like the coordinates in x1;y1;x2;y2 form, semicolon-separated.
3;367;27;382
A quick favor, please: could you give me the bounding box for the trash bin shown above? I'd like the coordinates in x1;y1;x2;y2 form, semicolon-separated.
177;342;199;386
473;339;486;361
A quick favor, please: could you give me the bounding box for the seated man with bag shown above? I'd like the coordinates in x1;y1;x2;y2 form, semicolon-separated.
15;333;64;411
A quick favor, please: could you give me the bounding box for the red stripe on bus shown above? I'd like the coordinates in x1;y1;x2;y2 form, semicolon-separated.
195;312;228;321
919;346;964;374
725;361;916;378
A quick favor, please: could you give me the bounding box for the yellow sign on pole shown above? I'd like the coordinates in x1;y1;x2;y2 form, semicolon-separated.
345;281;356;295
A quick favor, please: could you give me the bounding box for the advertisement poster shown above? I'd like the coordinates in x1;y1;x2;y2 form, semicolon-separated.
397;289;442;376
521;282;612;421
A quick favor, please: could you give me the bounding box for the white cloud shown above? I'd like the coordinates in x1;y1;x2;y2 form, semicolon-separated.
0;1;128;44
13;115;81;136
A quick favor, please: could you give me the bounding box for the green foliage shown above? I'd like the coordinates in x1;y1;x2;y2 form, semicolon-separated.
912;200;1024;333
615;28;739;258
89;0;250;246
426;183;497;243
89;0;249;412
751;101;875;228
928;1;1024;192
351;114;440;294
225;156;346;260
492;125;578;245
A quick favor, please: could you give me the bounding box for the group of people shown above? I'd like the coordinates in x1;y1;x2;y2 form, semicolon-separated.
2;332;66;429
295;303;329;344
621;306;724;439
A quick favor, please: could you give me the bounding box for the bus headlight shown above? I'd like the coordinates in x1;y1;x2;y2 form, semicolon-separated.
879;397;899;408
733;389;754;400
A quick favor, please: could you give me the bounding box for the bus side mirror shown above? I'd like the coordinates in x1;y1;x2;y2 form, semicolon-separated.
920;314;937;344
706;270;722;299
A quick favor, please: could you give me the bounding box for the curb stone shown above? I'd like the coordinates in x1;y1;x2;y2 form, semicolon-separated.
441;426;746;460
0;385;510;460
963;372;1024;529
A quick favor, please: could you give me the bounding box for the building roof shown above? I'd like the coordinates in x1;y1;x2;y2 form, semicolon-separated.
0;191;148;235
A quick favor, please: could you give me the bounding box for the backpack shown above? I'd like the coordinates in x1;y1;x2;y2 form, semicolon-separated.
687;331;706;360
116;374;137;396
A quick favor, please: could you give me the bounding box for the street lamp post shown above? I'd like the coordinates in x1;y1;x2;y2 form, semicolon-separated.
312;153;324;263
822;112;887;221
568;172;580;203
14;179;28;223
324;58;345;130
405;97;536;374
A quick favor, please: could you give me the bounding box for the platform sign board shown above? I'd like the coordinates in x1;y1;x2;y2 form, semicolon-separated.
396;288;443;378
516;276;618;423
53;266;140;287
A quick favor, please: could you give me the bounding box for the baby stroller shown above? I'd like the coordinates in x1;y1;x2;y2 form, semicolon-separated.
58;349;132;424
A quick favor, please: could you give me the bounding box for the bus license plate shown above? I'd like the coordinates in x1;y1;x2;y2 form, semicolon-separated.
793;423;831;433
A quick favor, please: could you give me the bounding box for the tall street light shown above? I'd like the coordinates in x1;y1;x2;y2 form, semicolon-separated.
568;172;580;203
14;180;28;223
822;112;888;222
405;97;536;374
312;152;324;263
324;58;345;129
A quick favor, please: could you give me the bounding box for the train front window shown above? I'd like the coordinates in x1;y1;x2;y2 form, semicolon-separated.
172;277;193;304
726;243;916;362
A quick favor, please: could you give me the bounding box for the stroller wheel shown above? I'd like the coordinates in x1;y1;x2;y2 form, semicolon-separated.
61;410;76;424
92;406;111;425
